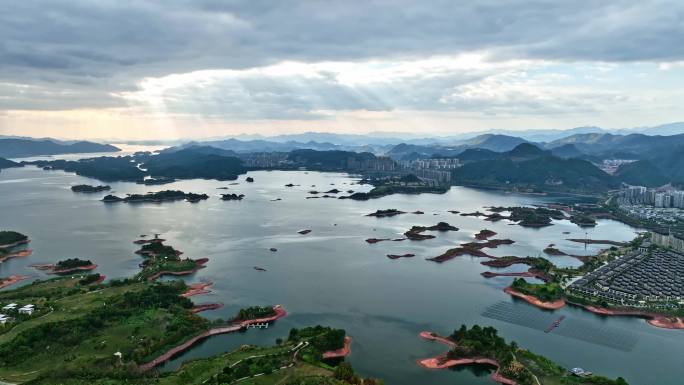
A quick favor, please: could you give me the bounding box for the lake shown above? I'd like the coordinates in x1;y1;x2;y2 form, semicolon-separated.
0;163;681;385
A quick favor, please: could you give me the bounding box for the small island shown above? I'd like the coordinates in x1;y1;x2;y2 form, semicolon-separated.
0;231;29;249
418;325;629;385
505;278;566;310
404;222;458;241
428;236;515;263
102;190;209;203
475;229;497;240
387;253;415;260
32;258;98;275
569;212;598;227
220;193;245;201
70;184;111;193
341;175;450;200
366;209;406;217
487;206;566;227
135;239;208;281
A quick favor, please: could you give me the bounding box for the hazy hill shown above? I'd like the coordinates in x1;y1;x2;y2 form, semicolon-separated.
460;134;529;152
387;134;529;160
549;143;585;158
547;133;684;157
615;160;670;187
452;144;616;192
143;148;246;180
287;149;377;170
0;139;119;158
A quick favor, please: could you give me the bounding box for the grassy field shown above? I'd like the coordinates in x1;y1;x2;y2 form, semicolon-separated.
0;277;209;383
24;328;373;385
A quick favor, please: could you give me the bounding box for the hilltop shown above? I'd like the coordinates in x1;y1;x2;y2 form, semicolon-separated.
0;138;119;158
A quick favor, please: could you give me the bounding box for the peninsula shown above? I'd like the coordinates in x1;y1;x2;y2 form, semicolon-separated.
418;325;629;385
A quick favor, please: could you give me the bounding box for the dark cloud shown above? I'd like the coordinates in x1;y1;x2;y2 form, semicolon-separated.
0;0;682;111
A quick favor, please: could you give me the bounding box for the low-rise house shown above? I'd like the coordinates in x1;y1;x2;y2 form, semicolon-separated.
18;304;34;315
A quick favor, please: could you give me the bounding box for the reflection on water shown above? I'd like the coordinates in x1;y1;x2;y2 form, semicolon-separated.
0;166;679;385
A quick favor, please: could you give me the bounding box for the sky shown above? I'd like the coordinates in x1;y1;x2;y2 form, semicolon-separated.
1;0;683;140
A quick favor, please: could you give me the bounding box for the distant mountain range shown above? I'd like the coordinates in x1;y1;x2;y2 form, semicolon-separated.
451;143;619;193
0;138;120;158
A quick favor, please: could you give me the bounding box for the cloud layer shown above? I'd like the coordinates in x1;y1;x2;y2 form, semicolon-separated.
1;0;683;138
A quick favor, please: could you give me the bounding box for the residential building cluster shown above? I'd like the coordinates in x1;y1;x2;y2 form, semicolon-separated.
598;159;636;175
240;152;290;168
347;156;398;172
569;238;684;307
0;302;35;324
408;158;461;170
616;186;684;209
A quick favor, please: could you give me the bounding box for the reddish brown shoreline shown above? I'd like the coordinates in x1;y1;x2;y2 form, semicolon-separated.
31;263;98;275
566;239;628;247
417;332;516;385
428;239;514;263
503;287;566;310
322;336;352;359
140;305;288;371
503;288;684;330
191;303;223;313
0;275;30;289
577;304;684;330
481;271;537;279
52;264;97;274
0;248;33;262
182;282;213;297
0;238;30;249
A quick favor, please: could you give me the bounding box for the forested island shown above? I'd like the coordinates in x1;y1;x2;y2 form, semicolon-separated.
0;231;29;249
343;175;450;200
70;184;111;193
102;190;209;203
28;147;247;182
419;325;628;385
220;193;245;201
135;239;207;281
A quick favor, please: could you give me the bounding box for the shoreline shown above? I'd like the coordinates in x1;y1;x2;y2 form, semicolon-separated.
0;238;30;250
0;248;33;263
503;287;566;310
0;275;30;289
52;264;97;275
181;282;213;297
322;336;352;359
191;303;223;313
146;258;208;281
505;289;684;330
140;305;287;371
417;332;516;385
575;303;684;330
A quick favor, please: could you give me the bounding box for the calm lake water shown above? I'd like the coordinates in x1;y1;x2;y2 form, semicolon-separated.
1;160;682;385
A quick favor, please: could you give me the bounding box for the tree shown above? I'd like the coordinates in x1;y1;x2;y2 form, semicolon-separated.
334;362;356;382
